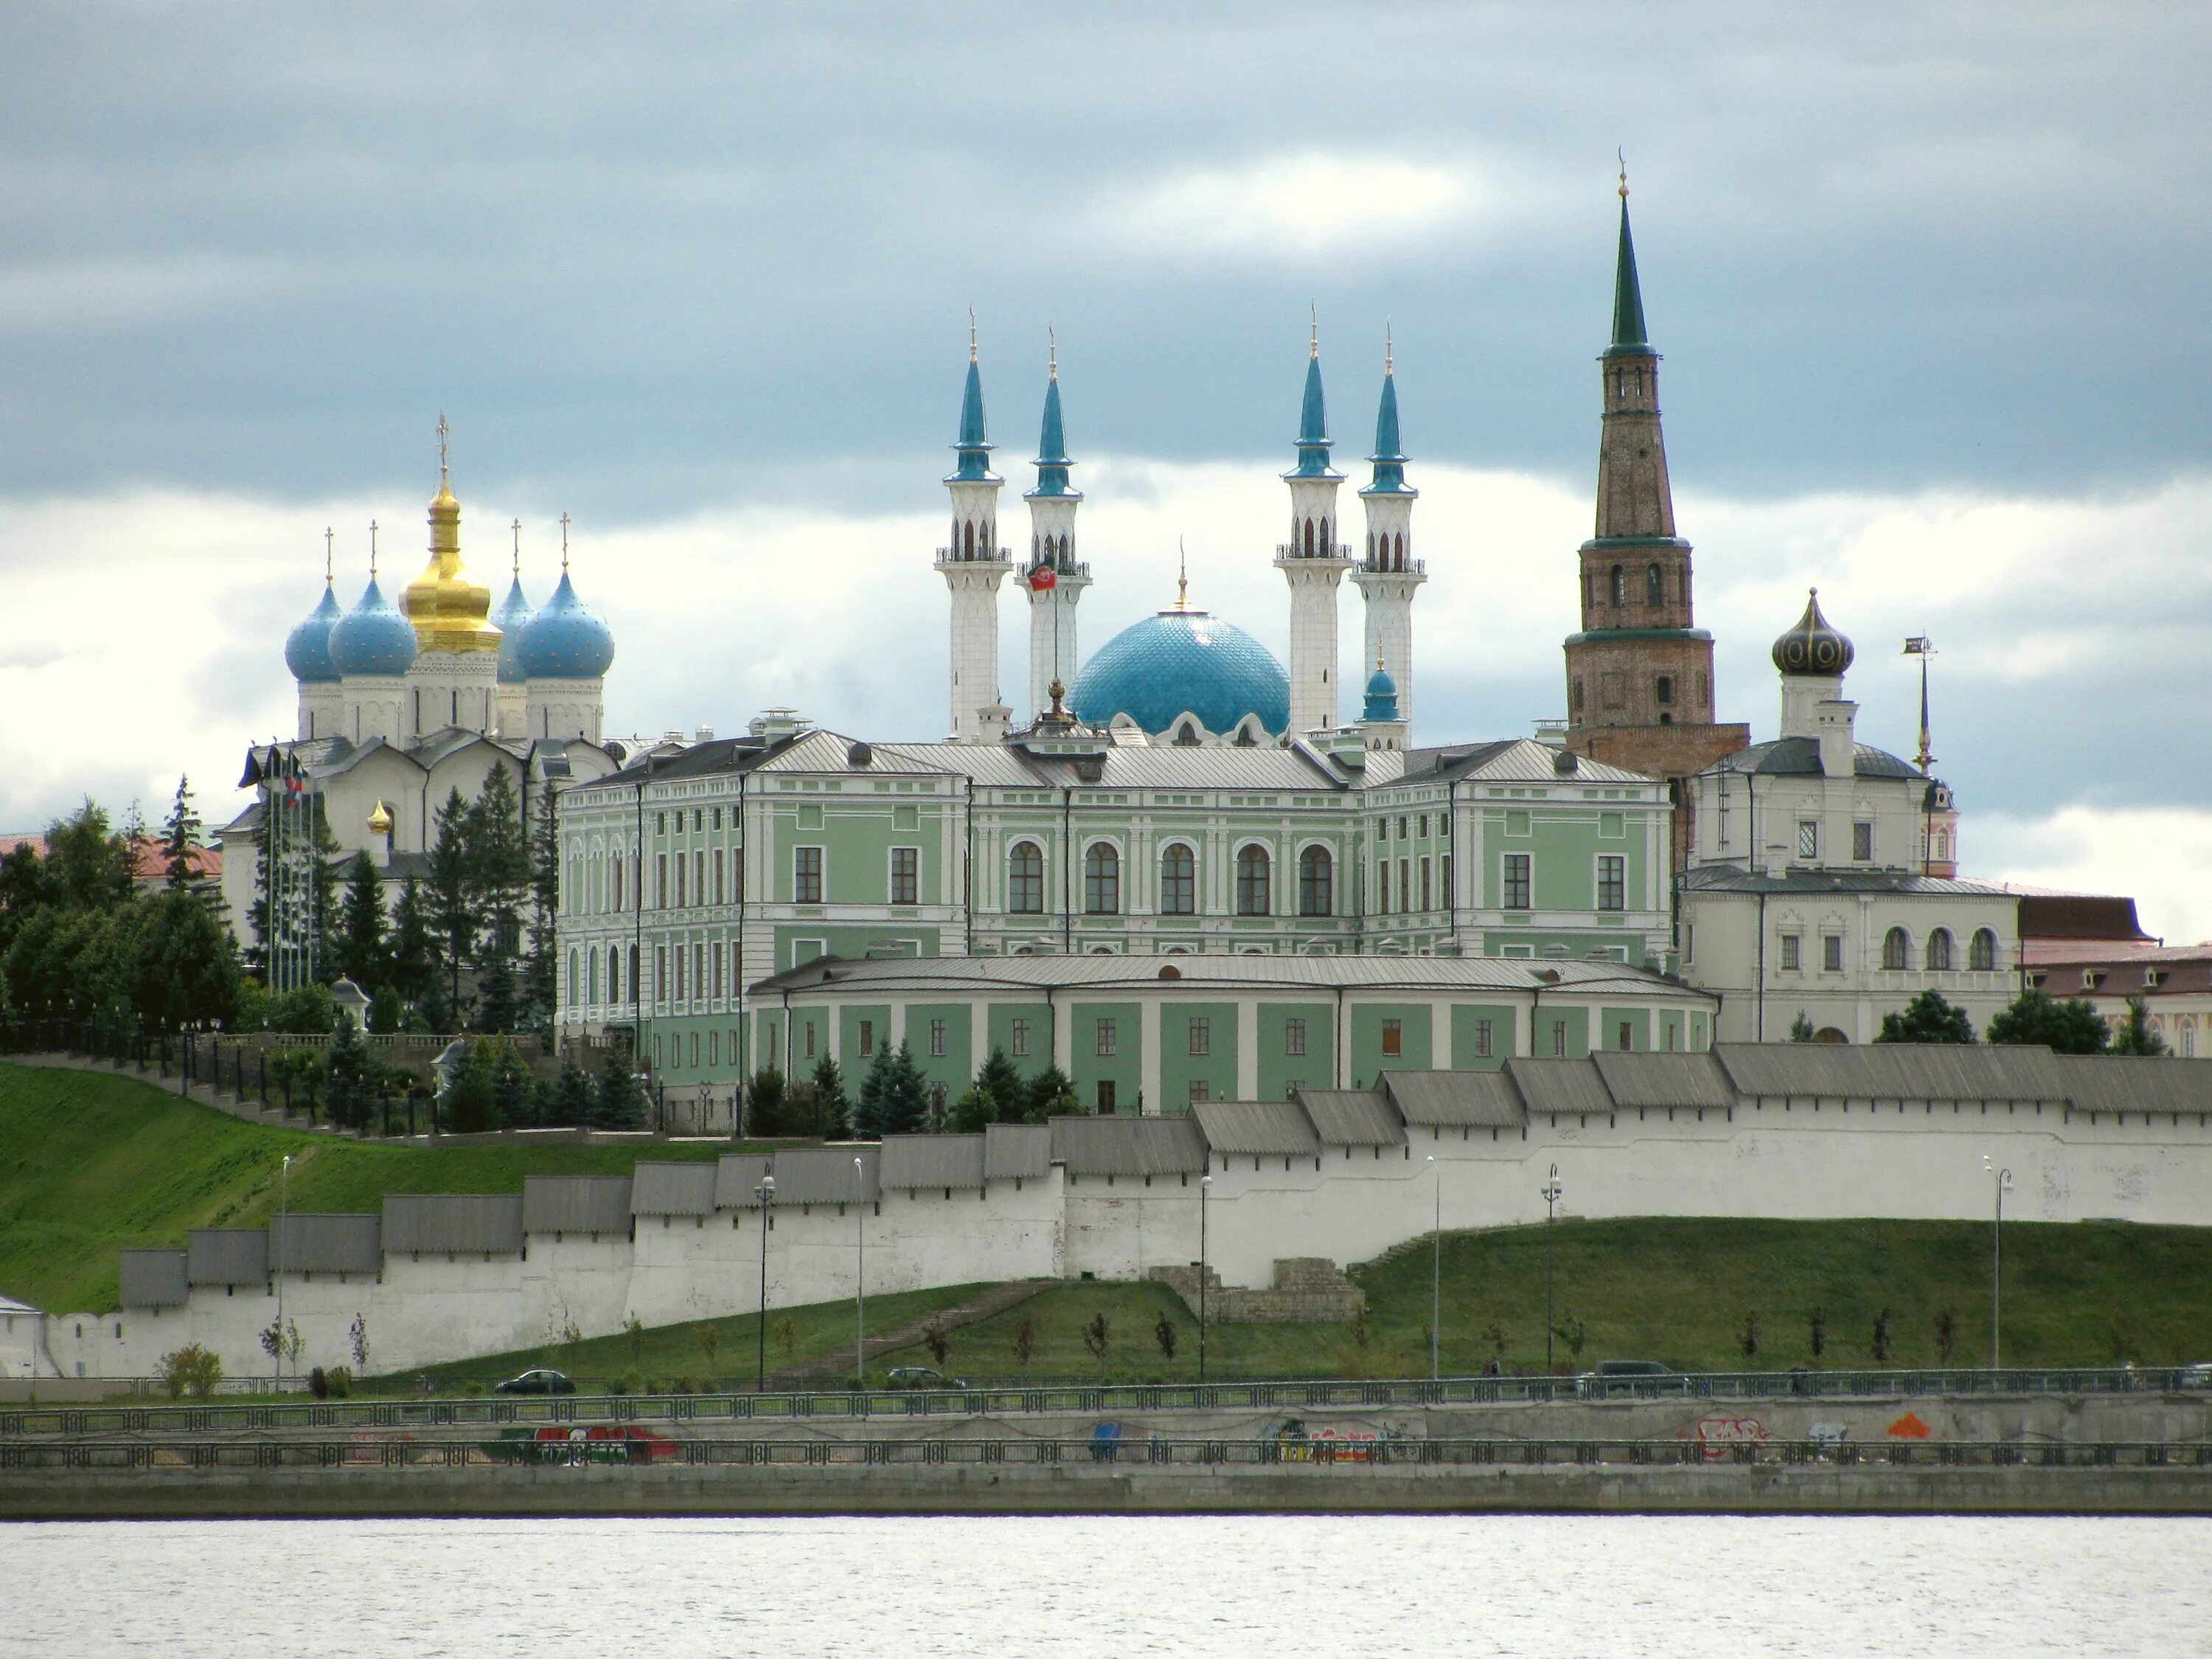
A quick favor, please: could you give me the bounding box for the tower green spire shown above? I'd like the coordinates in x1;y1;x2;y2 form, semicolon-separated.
1607;185;1651;357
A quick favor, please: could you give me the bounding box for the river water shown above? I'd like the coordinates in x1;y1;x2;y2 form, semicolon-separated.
4;1514;2205;1656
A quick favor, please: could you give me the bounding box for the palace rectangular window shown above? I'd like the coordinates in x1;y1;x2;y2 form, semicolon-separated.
1188;1079;1210;1105
1441;854;1453;908
1472;1018;1494;1059
657;854;668;907
1398;858;1411;913
1010;1018;1031;1058
1381;1018;1402;1057
1853;821;1874;862
793;846;823;903
1780;933;1801;971
1096;1018;1117;1057
1824;934;1844;972
1096;1080;1117;1113
804;1022;817;1060
858;1020;874;1057
656;812;666;835
675;947;686;1000
1616;1021;1633;1051
655;946;667;1001
612;860;624;911
1797;820;1819;860
1376;861;1390;914
1284;1018;1307;1057
1551;1021;1568;1057
1189;1018;1210;1057
713;849;725;903
890;846;919;905
710;1029;719;1065
1503;853;1532;911
1420;858;1432;911
928;1019;947;1058
1597;855;1625;911
695;850;706;901
1397;817;1408;839
712;945;723;998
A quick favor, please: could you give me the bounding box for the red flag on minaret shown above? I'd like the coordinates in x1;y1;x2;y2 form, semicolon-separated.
1030;566;1057;591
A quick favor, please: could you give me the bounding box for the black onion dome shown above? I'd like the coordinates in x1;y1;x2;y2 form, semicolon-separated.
1771;588;1855;677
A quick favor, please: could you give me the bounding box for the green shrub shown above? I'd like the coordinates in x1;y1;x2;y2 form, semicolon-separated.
157;1343;223;1399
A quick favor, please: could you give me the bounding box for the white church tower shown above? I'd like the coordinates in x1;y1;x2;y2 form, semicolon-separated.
400;419;502;738
1275;319;1352;737
1352;340;1425;739
1018;338;1090;720
938;326;1014;742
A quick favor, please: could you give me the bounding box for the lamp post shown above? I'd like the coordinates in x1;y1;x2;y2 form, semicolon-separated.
1541;1164;1562;1376
275;1153;291;1391
853;1156;866;1389
1427;1155;1441;1381
754;1173;775;1391
1984;1155;2013;1370
1198;1173;1212;1383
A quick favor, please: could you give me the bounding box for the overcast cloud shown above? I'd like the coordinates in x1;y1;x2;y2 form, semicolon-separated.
2;3;2208;933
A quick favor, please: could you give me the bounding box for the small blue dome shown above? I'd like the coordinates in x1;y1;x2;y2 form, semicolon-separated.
285;585;344;684
1068;608;1290;737
495;577;535;684
516;572;615;680
1362;663;1399;723
329;577;419;677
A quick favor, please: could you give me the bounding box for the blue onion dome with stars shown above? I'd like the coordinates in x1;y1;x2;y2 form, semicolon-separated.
1771;588;1855;677
516;572;616;679
495;575;535;684
285;584;344;683
329;576;419;677
1069;601;1290;738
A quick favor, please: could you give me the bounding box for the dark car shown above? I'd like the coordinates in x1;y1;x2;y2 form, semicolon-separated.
494;1368;577;1396
1575;1360;1687;1399
883;1366;967;1391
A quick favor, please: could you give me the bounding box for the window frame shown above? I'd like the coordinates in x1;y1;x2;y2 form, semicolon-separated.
1502;852;1533;911
1235;844;1272;917
793;844;824;905
1007;840;1045;914
1160;842;1197;917
888;844;920;907
1083;841;1121;916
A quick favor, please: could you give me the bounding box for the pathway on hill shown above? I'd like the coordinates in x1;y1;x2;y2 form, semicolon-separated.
777;1280;1052;1384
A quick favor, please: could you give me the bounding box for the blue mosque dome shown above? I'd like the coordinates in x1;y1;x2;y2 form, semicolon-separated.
516;572;616;680
1362;661;1399;723
285;584;344;684
494;576;535;684
1068;607;1290;737
329;577;419;677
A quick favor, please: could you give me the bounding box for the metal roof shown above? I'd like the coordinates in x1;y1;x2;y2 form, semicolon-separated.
1399;737;1654;787
523;1175;635;1236
1592;1051;1738;1110
380;1194;525;1256
119;1249;189;1309
984;1122;1051;1180
1713;1043;2069;1103
629;1162;720;1217
880;1134;987;1191
269;1214;381;1276
1051;1115;1208;1177
1381;1070;1527;1128
1680;863;2018;900
758;1146;880;1206
2055;1054;2212;1116
1292;1086;1407;1145
187;1228;268;1287
1506;1058;1618;1116
714;1153;774;1209
1191;1099;1321;1156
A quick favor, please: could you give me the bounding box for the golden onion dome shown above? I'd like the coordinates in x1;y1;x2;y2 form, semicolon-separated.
403;468;502;654
366;800;393;836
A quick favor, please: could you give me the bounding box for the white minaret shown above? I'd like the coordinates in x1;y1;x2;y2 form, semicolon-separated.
937;323;1013;742
1018;336;1090;720
1274;316;1352;737
1352;338;1425;739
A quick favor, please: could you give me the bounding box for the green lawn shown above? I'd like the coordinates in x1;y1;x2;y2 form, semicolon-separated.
0;1062;731;1313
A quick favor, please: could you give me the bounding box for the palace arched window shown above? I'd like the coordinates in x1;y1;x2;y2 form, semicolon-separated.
608;946;621;1002
1646;563;1663;607
1083;843;1120;915
1236;845;1272;916
1969;928;1998;972
1926;928;1955;971
1160;844;1196;916
1298;846;1333;917
1882;927;1910;970
1008;841;1044;914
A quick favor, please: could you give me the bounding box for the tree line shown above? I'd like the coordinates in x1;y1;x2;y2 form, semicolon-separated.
1797;986;2169;1054
742;1045;1083;1138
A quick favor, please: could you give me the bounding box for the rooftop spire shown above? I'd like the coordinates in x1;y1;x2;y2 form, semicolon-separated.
1286;310;1338;479
560;511;571;573
323;526;334;586
1029;337;1076;498
1364;332;1410;495
1607;158;1651;357
368;519;379;578
511;518;521;577
949;319;997;483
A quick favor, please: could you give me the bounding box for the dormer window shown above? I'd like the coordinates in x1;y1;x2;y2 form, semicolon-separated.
2083;970;2104;990
2145;969;2165;988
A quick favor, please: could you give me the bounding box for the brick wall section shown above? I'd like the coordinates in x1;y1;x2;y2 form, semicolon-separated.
1150;1258;1366;1325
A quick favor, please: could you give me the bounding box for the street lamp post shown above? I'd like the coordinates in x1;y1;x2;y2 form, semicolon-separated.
1428;1155;1441;1381
1984;1156;2013;1370
853;1156;866;1389
1541;1164;1563;1377
754;1173;776;1391
275;1153;291;1391
1197;1173;1212;1382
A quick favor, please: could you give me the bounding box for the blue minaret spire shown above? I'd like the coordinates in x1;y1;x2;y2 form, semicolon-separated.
1354;326;1425;737
1029;334;1076;499
1284;307;1340;481
1364;332;1411;496
948;311;998;484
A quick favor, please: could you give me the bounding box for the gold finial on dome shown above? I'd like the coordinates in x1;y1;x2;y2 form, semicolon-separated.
1173;537;1192;611
560;511;571;572
323;526;334;586
511;518;522;577
403;417;500;653
366;800;393;836
1618;147;1629;199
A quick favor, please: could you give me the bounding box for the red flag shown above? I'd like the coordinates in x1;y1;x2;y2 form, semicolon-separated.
1030;565;1057;591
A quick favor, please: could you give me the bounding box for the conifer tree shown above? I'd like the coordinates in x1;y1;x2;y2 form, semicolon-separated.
385;877;437;1020
322;1009;376;1130
1024;1064;1079;1122
852;1043;896;1137
467;766;530;1033
973;1046;1025;1124
550;1056;596;1127
524;786;560;1032
809;1054;851;1138
594;1048;647;1130
425;788;476;1024
161;775;203;892
876;1040;929;1135
2110;995;2169;1057
335;852;388;990
745;1067;789;1136
305;796;343;986
490;1039;534;1127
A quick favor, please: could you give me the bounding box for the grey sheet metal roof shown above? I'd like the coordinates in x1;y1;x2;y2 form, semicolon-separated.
269;1214;382;1276
380;1194;526;1256
752;1146;880;1207
984;1122;1051;1180
1401;737;1653;787
1708;737;1921;780
754;952;1705;998
1506;1058;1618;1116
1382;1070;1527;1128
187;1228;268;1286
714;1153;774;1209
1680;863;2019;899
119;1249;189;1308
2056;1054;2212;1116
1192;1099;1321;1156
1293;1086;1408;1145
880;1134;987;1191
1051;1114;1209;1177
629;1162;720;1217
524;1175;635;1236
1593;1051;1739;1110
1714;1043;2069;1102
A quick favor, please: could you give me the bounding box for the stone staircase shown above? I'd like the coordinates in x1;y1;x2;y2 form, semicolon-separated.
775;1279;1054;1384
1150;1257;1366;1325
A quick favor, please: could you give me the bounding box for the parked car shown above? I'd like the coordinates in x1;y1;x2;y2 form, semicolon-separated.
883;1366;968;1391
1575;1360;1687;1399
2177;1363;2212;1391
494;1368;577;1396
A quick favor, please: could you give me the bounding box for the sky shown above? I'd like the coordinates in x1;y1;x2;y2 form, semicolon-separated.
2;2;2209;933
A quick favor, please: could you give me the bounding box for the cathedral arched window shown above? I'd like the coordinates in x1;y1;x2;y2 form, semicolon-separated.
1610;565;1625;606
1321;518;1330;552
1303;518;1315;557
1083;843;1120;915
1926;928;1954;971
1173;722;1201;747
1646;563;1663;607
1236;845;1271;916
1969;928;1997;971
608;947;620;1002
1298;846;1334;917
963;521;975;558
1882;927;1910;970
1394;532;1405;568
1366;531;1375;562
1161;844;1196;916
1008;841;1044;914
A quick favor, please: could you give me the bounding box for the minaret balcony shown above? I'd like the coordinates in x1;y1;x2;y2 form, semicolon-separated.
1020;559;1091;584
1274;542;1354;562
935;546;1014;568
1356;555;1427;578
